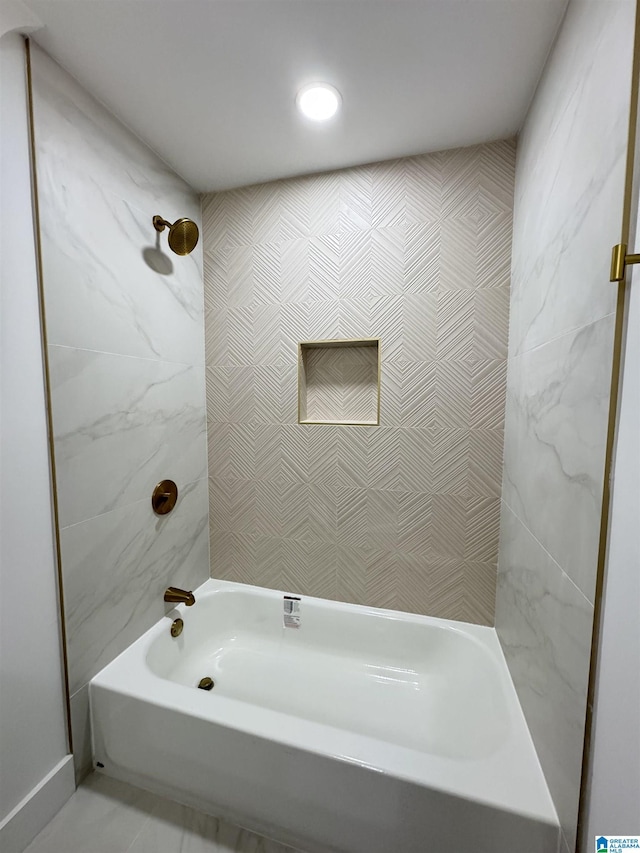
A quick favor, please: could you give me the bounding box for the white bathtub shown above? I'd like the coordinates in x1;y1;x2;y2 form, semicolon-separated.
90;579;559;853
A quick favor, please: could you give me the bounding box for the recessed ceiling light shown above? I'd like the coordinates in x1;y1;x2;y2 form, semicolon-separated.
296;83;341;121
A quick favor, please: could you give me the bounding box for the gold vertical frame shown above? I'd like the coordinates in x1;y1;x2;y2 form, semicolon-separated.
24;37;73;753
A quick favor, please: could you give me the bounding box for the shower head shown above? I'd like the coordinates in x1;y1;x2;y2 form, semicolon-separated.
153;215;199;255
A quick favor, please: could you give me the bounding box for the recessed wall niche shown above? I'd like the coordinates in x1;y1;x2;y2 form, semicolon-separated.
298;339;381;426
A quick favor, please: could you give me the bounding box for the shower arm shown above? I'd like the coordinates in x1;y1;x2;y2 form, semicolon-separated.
152;215;173;232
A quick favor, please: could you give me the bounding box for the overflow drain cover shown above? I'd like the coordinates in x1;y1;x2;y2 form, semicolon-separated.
198;677;214;691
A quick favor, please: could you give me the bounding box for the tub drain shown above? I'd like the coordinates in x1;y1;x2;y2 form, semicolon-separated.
198;676;214;691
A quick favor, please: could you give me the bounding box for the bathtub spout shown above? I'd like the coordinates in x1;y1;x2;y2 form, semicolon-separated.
164;587;195;606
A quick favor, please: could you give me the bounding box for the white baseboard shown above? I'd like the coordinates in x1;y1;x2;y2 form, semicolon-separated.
0;755;75;853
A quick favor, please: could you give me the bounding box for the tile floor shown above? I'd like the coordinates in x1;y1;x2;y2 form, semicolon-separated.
25;772;303;853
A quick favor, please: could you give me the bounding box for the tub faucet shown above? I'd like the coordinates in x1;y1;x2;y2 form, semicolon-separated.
164;587;195;606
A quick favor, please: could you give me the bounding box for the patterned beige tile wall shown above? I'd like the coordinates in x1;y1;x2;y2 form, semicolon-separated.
202;139;515;625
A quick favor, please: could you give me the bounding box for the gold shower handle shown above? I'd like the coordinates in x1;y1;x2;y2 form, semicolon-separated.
152;479;178;515
610;242;640;281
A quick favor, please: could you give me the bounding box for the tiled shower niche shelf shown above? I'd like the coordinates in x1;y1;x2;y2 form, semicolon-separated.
298;338;381;426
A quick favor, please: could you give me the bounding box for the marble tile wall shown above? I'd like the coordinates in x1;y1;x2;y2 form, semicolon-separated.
203;139;515;624
494;0;635;849
30;45;209;778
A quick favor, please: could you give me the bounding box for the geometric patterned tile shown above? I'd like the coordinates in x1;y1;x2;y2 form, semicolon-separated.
253;243;282;304
336;543;368;604
281;539;338;599
336;428;369;489
470;359;507;429
371;226;404;296
400;362;438;428
440;217;478;289
431;495;467;559
402;294;438;362
366;427;402;490
434;360;472;429
441;145;484;219
208;477;256;534
436;291;474;359
280;237;310;302
309;170;341;235
473;289;510;359
309;235;340;301
203;138;514;622
340;163;374;231
279;482;337;543
207;422;255;481
371;158;406;228
431;429;470;494
477;211;513;289
465;495;501;562
405;151;443;224
398;429;432;493
364;547;401;610
306;425;340;491
461;560;497;625
404;221;440;292
336;487;371;549
397;492;432;554
339;230;373;301
469;428;504;496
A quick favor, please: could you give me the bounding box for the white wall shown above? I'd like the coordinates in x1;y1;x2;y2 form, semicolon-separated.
0;26;74;853
584;207;640;839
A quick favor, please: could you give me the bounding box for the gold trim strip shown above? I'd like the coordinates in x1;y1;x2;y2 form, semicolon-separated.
576;0;640;846
297;338;381;426
298;420;378;427
24;38;73;754
299;337;380;349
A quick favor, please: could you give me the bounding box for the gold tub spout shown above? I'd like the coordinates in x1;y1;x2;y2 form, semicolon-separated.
164;587;195;606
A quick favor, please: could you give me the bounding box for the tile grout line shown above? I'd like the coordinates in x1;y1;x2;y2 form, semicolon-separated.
121;803;156;853
499;498;594;609
48;342;198;369
60;474;209;532
508;310;617;361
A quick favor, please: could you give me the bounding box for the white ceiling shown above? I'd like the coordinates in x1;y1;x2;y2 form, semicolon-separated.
25;0;567;192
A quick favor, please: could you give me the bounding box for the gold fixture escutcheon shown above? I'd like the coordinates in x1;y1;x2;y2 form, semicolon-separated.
152;479;178;515
198;677;214;690
170;618;184;638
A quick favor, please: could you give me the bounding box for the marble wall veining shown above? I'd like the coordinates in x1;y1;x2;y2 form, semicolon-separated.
494;0;635;849
30;44;209;778
203;139;515;625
